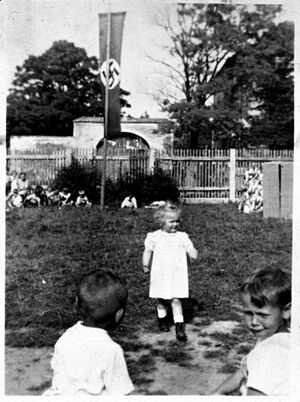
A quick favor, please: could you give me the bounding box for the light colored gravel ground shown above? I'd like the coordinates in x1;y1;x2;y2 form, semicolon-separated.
5;320;242;396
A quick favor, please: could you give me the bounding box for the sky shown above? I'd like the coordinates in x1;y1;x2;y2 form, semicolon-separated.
3;0;175;119
2;0;298;122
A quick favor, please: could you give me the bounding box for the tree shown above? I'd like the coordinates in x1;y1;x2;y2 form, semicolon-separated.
246;21;294;148
153;4;293;148
7;40;131;145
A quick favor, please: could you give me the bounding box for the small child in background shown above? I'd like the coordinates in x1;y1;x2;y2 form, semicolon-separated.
6;188;23;210
35;185;49;206
121;195;137;209
43;270;134;396
59;187;73;208
17;172;29;200
23;186;41;208
6;169;18;195
47;188;61;206
75;190;91;208
143;202;198;341
211;268;291;396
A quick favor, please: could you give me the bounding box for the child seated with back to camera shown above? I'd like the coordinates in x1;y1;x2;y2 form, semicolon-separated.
143;201;198;342
43;270;134;396
211;267;291;396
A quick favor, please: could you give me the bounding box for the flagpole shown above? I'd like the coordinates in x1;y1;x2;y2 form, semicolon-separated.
100;3;111;211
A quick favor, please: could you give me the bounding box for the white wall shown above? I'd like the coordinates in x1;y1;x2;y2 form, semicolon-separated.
10;118;174;153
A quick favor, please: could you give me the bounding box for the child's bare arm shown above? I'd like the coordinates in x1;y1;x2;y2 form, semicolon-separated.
210;368;244;395
187;246;198;260
142;249;152;273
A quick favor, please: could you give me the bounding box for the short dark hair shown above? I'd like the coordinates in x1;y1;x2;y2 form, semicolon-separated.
241;268;291;310
77;270;128;324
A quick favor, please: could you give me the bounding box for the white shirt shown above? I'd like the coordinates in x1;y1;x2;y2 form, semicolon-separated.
17;178;29;194
243;332;291;396
76;195;89;206
121;196;137;208
43;321;134;395
8;193;23;208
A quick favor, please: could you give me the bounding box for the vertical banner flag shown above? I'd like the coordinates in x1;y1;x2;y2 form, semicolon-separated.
99;12;126;138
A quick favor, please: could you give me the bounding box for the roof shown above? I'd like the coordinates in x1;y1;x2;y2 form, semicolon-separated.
73;117;169;124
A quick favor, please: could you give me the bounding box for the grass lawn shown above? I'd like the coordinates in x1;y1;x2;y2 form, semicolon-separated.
6;202;292;351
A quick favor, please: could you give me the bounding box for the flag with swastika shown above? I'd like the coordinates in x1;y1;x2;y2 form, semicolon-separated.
99;12;126;138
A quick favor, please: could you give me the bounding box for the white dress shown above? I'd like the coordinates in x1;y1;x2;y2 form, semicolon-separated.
144;230;195;299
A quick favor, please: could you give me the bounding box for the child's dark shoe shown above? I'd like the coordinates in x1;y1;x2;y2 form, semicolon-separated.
175;323;187;341
158;316;170;332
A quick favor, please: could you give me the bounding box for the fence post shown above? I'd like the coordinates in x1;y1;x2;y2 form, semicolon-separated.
229;148;236;202
149;149;157;174
65;148;72;167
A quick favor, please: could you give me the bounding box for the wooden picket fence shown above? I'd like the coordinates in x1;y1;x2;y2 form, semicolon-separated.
155;148;293;202
6;147;293;202
6;148;149;186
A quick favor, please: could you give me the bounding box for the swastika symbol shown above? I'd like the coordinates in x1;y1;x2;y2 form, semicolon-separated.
100;59;121;90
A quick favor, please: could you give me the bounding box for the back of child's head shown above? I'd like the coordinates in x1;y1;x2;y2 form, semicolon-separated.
241;267;291;310
154;201;181;227
77;270;128;327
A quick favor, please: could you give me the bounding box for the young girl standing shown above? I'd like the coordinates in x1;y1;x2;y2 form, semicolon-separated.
142;202;197;341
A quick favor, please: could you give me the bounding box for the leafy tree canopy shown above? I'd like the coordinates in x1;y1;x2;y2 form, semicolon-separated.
7;40;131;141
154;4;293;149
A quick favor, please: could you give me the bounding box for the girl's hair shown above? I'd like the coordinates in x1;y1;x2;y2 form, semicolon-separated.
154;201;181;227
77;270;128;324
241;268;291;310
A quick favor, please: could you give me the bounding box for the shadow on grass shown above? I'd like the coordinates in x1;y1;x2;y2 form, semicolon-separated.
126;353;156;386
201;327;255;374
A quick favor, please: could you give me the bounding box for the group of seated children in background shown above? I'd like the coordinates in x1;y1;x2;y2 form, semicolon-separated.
6;169;91;210
43;202;292;396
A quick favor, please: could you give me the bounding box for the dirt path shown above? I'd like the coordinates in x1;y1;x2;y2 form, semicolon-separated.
5;319;243;395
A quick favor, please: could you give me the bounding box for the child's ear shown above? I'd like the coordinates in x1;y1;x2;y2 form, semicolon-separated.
282;302;291;321
115;308;124;324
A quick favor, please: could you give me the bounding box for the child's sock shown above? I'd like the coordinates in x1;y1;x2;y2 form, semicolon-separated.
157;305;169;331
173;315;184;323
171;299;184;323
157;305;167;318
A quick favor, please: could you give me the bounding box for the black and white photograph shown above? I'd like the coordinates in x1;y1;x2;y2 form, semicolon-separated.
2;0;300;397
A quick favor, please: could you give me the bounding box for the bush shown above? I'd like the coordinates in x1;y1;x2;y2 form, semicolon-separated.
53;158;101;203
133;171;179;205
104;171;179;207
53;161;179;207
